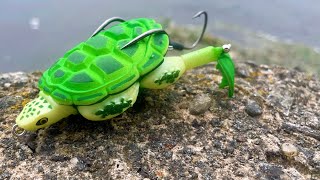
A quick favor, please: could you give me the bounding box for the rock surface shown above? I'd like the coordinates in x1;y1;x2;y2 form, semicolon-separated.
0;63;319;179
245;100;263;117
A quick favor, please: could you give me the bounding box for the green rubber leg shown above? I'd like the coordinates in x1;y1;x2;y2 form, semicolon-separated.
140;46;224;89
140;56;186;89
141;46;234;97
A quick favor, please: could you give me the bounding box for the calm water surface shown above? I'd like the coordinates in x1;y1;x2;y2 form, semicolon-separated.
1;0;319;72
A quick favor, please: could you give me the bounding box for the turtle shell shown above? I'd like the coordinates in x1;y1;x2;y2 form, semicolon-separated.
39;18;169;105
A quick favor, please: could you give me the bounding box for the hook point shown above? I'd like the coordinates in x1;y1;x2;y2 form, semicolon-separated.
192;10;207;19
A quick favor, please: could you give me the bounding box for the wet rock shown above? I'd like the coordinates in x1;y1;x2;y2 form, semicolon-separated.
37;165;44;173
0;96;22;109
236;64;250;78
4;83;11;88
210;118;223;128
50;154;70;162
245;61;258;67
282;168;305;180
259;163;284;180
0;171;11;179
294;151;309;168
312;151;320;170
43;173;57;180
313;151;320;161
162;150;173;159
70;157;79;168
0;72;29;87
1;61;320;179
189;94;212;115
245;100;263;117
182;147;196;156
75;158;89;171
224;140;236;155
267;88;294;116
281;122;320;141
281;143;298;158
261;134;280;155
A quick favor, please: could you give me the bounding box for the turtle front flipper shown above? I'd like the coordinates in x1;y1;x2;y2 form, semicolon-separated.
16;91;78;132
77;82;139;121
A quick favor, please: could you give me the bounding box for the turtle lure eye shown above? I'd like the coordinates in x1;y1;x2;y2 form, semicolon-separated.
36;117;48;126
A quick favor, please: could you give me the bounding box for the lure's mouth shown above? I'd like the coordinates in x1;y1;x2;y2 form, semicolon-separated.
216;52;235;97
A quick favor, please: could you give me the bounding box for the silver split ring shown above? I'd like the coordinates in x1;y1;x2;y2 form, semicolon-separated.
12;124;26;137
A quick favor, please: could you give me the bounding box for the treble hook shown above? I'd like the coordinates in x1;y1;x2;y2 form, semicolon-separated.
169;11;208;50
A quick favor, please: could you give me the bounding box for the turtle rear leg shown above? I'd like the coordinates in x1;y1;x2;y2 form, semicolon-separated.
140;46;228;90
140;56;186;89
77;82;139;121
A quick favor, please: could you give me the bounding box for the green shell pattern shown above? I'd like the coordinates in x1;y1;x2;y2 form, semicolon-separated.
39;18;169;105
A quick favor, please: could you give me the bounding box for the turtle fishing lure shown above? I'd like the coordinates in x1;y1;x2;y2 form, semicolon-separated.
13;11;235;136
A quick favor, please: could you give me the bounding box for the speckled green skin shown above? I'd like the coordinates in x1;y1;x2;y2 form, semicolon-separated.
39;18;169;106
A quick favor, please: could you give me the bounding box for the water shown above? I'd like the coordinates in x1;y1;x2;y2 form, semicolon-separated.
1;0;320;73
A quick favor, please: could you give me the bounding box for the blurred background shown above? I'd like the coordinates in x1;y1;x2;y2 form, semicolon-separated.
1;0;319;74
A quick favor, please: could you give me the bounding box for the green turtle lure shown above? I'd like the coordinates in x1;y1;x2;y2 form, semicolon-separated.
13;11;235;136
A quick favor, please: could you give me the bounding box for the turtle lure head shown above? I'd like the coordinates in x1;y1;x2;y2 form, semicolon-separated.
15;91;77;132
